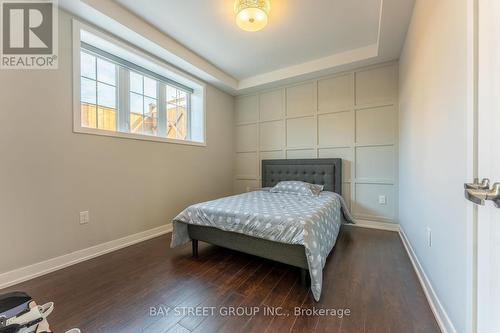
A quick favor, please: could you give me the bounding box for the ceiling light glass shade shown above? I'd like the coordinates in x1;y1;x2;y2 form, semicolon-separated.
234;0;270;32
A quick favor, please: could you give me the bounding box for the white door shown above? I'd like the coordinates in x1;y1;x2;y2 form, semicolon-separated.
472;0;500;332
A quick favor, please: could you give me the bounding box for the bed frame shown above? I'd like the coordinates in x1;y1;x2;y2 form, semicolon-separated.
186;158;342;284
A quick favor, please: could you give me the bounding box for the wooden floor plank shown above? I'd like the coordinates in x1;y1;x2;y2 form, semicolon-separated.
216;264;288;333
0;226;440;333
242;269;298;332
165;323;190;333
265;279;310;333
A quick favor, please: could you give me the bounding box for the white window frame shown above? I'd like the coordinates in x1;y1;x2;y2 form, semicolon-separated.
72;19;206;146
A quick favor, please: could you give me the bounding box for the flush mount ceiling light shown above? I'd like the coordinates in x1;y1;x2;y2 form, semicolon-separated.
234;0;271;32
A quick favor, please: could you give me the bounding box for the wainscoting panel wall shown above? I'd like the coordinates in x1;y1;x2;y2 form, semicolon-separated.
234;62;398;224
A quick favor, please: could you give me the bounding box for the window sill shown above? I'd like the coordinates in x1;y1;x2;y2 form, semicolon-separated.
73;126;207;147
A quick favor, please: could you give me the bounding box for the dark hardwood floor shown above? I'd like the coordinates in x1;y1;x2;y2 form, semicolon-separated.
1;226;440;333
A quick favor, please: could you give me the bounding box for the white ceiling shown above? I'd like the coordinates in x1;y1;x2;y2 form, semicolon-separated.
60;0;415;94
116;0;381;80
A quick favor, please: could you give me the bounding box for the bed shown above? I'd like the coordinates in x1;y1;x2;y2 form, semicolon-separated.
170;158;354;301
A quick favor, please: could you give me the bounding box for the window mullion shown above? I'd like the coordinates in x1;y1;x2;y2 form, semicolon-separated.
186;93;192;140
141;77;145;134
118;67;130;132
95;58;99;129
158;83;167;137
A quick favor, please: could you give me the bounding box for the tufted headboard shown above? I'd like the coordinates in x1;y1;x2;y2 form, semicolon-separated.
261;158;342;195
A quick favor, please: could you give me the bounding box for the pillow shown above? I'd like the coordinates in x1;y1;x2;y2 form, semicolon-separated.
270;181;323;196
309;183;324;196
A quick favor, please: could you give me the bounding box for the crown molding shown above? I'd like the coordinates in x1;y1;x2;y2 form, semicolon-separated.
237;44;379;94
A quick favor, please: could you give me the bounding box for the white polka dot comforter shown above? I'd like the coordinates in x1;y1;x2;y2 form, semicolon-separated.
170;189;355;301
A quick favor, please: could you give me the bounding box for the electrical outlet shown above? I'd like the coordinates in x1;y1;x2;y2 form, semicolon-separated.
378;195;387;205
426;227;432;247
80;211;89;224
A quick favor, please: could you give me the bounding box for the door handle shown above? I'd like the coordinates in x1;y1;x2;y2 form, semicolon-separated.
464;182;500;208
464;178;490;190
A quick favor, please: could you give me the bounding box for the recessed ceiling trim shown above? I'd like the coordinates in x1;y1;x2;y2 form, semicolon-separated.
59;0;413;95
238;43;379;90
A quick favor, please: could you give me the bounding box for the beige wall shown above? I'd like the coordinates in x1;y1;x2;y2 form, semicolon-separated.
0;10;234;274
399;0;469;332
234;63;398;224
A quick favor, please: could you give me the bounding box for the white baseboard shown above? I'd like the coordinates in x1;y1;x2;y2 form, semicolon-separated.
350;219;400;232
399;227;457;333
0;224;172;290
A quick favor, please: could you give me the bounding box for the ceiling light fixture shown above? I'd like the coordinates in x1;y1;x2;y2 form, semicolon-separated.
234;0;270;32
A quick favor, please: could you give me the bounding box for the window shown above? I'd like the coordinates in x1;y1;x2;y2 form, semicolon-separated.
79;48;193;140
129;72;158;136
80;52;117;131
73;22;205;145
166;85;189;140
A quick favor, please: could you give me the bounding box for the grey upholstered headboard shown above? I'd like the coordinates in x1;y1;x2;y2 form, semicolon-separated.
261;158;342;195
